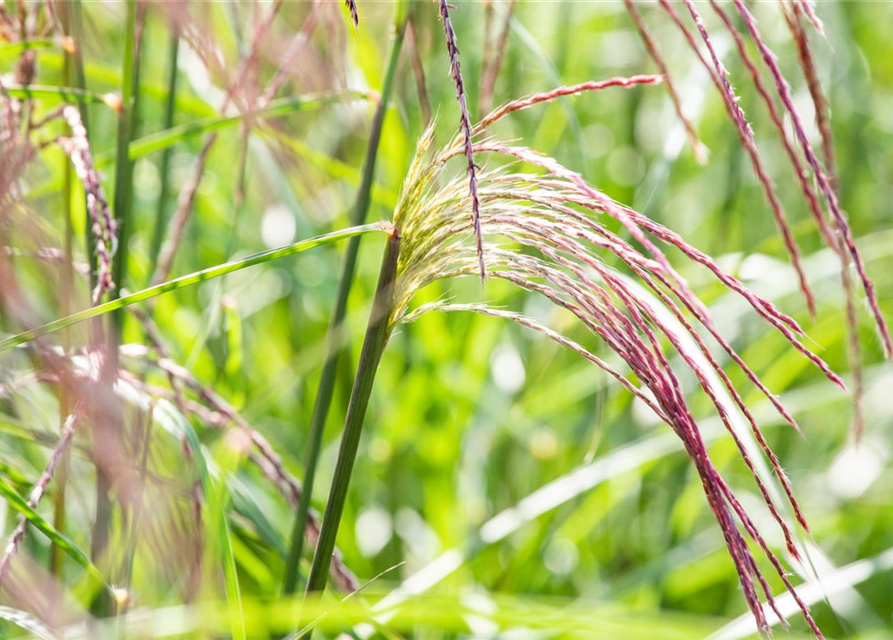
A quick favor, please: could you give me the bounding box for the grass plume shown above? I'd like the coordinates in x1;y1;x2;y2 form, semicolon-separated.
386;83;849;634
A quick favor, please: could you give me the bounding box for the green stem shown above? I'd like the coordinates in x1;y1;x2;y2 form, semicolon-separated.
149;29;180;273
301;227;400;629
93;2;141;616
110;0;140;327
0;224;382;352
282;6;408;595
53;0;76;579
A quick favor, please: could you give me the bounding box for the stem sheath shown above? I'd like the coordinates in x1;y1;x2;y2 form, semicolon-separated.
301;226;400;622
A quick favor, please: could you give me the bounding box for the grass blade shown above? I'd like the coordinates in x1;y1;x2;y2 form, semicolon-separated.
130;91;369;161
0;477;108;590
0;224;382;351
1;84;120;109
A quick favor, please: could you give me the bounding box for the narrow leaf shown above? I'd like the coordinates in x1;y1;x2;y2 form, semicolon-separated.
0;224;383;351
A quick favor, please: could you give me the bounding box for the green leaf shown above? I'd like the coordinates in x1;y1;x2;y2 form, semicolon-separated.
129;91;370;160
0;223;383;351
0;477;108;590
0;39;60;60
2;84;120;109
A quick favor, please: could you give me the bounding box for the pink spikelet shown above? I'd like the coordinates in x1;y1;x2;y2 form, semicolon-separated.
438;0;485;281
58;106;116;305
477;75;662;134
344;0;359;29
732;0;893;357
623;0;708;164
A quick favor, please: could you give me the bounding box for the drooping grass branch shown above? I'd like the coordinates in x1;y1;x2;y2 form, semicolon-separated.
301;225;400;626
384;77;852;634
118;340;360;593
0;411;80;586
678;0;816;318
730;0;891;356
283;5;407;596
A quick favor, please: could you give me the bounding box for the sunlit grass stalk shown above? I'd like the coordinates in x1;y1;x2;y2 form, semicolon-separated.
91;1;141;615
149;29;180;273
283;6;407;595
301;225;400;630
53;0;78;577
110;0;141;319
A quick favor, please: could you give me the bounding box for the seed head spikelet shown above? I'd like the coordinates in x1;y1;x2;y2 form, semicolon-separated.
623;0;708;164
58;105;116;304
437;0;484;281
732;0;892;357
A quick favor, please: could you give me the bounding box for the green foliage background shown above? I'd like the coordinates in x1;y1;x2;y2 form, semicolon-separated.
1;1;892;638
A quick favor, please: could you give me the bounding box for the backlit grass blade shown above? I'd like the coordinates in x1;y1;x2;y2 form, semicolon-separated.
38;51;216;118
1;85;121;110
0;477;108;590
0;39;67;60
0;224;383;352
0;606;59;640
130;91;370;160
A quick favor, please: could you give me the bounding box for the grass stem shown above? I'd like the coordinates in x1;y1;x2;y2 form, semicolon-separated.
282;6;407;595
301;225;400;631
149;29;180;273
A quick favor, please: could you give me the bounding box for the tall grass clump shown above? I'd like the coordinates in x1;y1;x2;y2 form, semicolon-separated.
0;2;890;639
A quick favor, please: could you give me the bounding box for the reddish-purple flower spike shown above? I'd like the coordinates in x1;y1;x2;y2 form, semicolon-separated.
623;0;708;164
732;0;893;357
438;0;485;281
344;0;359;29
674;0;816;318
796;0;825;36
783;0;838;195
58;106;117;305
399;78;848;639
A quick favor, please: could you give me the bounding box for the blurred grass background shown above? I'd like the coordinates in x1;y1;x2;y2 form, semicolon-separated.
2;1;893;638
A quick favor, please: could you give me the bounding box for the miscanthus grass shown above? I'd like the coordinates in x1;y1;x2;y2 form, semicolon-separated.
0;2;889;638
374;77;858;637
626;0;890;436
